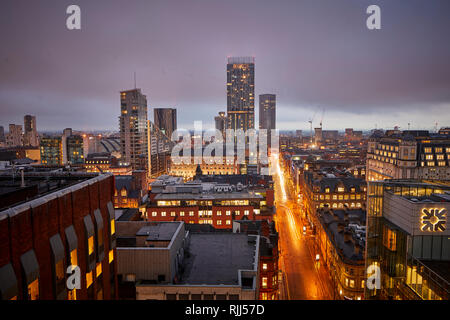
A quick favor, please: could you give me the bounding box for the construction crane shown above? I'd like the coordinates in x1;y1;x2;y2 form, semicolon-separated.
319;108;325;129
308;110;317;146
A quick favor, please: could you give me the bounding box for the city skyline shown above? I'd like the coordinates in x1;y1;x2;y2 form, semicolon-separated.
1;0;450;132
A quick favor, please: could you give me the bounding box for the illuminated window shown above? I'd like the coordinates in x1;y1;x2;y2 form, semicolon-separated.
189;211;194;216
70;249;78;266
120;189;127;197
27;279;39;300
96;262;102;277
244;210;249;215
261;292;268;300
337;187;344;193
226;220;231;225
88;236;94;255
86;271;93;288
109;250;114;263
262;277;268;288
180;211;185;216
170;212;176;217
325;188;330;193
424;147;432;153
382;226;397;251
262;263;268;270
217;220;222;225
161;212;166;217
152;211;157;217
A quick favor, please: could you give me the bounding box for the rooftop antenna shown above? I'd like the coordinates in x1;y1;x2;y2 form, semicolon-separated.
408;122;410;130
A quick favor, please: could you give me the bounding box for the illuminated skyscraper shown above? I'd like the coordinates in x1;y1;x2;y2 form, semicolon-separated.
226;57;255;132
259;94;276;131
119;89;148;171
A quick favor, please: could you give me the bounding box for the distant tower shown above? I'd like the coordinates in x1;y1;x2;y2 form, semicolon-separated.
214;111;227;139
119;89;149;171
24;115;39;147
259;94;276;131
154;108;177;139
226;57;255;132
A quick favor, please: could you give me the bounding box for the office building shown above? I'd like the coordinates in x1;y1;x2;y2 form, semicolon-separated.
259;94;276;131
154;108;177;140
0;172;118;300
40;136;63;166
365;180;450;300
145;176;268;228
24;115;39;147
147;120;173;178
119;89;149;171
66;135;84;165
227;56;255;132
366;130;450;181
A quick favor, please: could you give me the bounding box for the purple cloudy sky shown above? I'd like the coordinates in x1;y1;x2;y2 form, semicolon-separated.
1;0;449;132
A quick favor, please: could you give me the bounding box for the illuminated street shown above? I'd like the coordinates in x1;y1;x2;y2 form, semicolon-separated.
272;154;333;300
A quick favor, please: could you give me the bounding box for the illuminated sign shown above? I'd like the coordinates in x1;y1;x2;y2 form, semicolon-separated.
421;208;447;232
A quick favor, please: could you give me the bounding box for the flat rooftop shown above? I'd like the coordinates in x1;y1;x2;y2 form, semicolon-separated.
181;233;256;286
154;192;263;201
136;223;180;241
0;172;102;211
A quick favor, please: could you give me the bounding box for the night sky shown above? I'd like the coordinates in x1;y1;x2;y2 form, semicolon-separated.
1;0;449;132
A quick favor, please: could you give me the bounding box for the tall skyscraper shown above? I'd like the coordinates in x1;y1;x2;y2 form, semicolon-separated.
119;89;148;171
154;108;177;139
259;94;276;131
226;57;255;132
214;111;227;139
23;115;39;147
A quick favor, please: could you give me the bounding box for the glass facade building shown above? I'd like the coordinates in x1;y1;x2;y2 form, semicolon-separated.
226;57;255;132
366;180;450;300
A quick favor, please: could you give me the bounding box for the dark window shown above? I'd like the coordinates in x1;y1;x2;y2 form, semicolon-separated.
179;294;189;300
158;274;165;282
166;294;176;300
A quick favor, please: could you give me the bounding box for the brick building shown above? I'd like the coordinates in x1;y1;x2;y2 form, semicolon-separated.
0;172;118;300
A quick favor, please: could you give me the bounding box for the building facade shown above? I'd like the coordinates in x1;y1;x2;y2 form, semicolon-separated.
259;94;276;131
227;57;255;132
0;172;118;300
119;89;149;171
365;180;450;300
6;124;23;147
40;136;63;166
366;130;450;181
23;115;39;147
154;108;177;140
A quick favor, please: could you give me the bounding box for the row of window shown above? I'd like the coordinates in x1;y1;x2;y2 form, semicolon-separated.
315;194;364;200
150;209;257;217
318;202;362;209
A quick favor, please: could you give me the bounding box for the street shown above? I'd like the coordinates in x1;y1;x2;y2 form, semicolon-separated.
272;154;333;300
